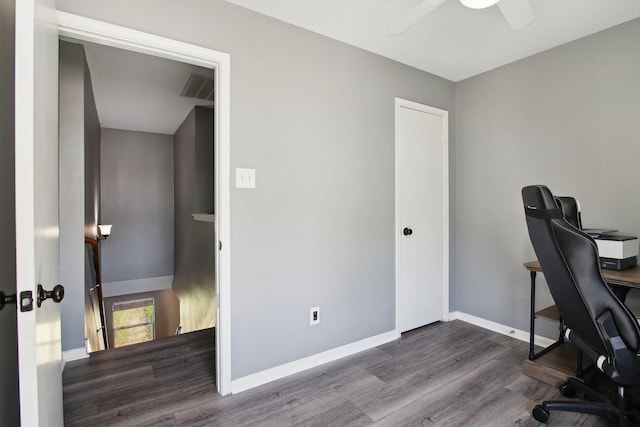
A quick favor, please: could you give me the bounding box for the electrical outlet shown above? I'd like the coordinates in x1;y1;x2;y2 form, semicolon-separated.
310;307;320;325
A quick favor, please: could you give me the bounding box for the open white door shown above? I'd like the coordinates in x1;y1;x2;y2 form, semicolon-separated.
15;0;64;425
396;98;448;333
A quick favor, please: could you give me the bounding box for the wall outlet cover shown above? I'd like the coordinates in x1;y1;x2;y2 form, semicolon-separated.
310;306;320;325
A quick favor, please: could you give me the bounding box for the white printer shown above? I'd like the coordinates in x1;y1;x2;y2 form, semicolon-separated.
593;234;639;270
553;195;638;270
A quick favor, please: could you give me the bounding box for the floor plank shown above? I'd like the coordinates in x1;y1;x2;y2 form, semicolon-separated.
63;321;621;426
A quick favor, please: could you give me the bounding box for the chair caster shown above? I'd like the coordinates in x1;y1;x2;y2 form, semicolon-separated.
559;382;576;398
532;405;550;423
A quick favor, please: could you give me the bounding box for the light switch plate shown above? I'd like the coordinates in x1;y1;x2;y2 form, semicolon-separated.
236;168;256;189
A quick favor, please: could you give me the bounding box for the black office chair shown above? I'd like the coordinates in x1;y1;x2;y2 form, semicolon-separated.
522;185;640;426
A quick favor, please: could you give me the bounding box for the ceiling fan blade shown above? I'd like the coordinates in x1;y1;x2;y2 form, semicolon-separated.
497;0;536;30
387;0;449;36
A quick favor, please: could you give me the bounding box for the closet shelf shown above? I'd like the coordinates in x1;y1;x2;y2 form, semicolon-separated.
192;213;215;223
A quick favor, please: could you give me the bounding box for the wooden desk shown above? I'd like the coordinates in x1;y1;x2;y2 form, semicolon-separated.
523;260;640;385
524;260;640;289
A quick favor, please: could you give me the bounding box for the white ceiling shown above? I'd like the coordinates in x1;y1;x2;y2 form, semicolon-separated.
225;0;640;82
72;2;639;134
80;40;213;135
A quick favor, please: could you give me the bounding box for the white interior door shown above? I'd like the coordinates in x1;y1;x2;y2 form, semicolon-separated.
15;0;64;425
396;98;448;333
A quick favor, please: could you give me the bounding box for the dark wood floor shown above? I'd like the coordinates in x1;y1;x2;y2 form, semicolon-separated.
63;321;615;426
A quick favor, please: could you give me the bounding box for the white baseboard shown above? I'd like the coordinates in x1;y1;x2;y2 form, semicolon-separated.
62;347;89;372
449;311;555;348
102;275;173;297
231;330;398;394
230;313;553;395
63;347;89;362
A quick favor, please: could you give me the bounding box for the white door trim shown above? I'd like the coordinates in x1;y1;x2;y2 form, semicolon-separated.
57;12;233;395
394;97;449;336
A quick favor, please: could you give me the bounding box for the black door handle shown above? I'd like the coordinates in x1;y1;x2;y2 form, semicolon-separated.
37;284;65;307
0;291;33;312
403;227;413;236
0;291;17;311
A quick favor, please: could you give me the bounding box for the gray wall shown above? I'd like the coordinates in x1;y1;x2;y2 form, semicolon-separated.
59;41;102;352
455;19;640;333
100;128;175;283
84;50;101;239
173;107;216;333
194;107;214;215
0;0;19;423
57;0;456;379
83;46;103;351
59;41;87;352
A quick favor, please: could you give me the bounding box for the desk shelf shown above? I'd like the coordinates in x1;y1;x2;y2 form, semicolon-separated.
525;266;565;362
192;213;215;223
522;342;581;386
521;260;640;386
536;305;559;323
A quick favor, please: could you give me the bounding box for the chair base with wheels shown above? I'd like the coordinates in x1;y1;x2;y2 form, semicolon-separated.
532;377;639;426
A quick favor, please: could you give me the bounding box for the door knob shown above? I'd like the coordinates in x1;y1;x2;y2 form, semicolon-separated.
0;291;17;311
37;284;64;307
403;227;413;236
0;291;33;312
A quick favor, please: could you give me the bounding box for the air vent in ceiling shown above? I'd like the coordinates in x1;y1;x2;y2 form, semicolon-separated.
180;73;214;101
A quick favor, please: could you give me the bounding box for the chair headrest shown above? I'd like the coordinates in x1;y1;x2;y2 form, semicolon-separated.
522;185;563;220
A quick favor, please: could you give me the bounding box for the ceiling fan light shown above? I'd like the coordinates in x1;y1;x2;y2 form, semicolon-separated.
460;0;500;9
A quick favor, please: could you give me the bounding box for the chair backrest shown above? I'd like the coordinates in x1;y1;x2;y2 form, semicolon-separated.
554;195;582;230
522;185;640;358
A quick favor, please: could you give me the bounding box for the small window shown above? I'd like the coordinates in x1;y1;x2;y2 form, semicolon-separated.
112;298;155;348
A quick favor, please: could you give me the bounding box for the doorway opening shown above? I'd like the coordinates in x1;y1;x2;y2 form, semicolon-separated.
60;37;217;353
58;12;232;395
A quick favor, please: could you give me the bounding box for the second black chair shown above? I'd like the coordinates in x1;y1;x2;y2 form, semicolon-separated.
522;185;640;426
554;195;583;230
